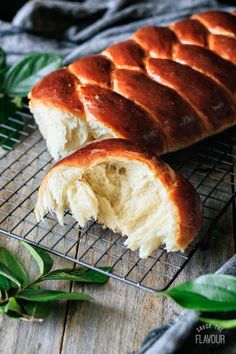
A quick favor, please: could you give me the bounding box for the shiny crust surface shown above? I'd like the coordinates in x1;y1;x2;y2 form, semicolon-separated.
174;44;236;98
192;11;236;37
146;58;236;133
30;10;236;155
132;26;177;59
170;18;208;46
46;139;202;250
103;40;145;71
113;69;204;150
208;34;236;64
69;55;112;88
30;68;84;117
80;85;166;154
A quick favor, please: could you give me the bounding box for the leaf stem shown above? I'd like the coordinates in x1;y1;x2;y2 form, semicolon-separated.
0;292;9;304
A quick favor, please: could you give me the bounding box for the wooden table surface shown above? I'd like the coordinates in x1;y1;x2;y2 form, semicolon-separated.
0;130;235;354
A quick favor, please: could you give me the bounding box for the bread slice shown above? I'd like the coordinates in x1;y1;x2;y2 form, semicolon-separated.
35;139;202;258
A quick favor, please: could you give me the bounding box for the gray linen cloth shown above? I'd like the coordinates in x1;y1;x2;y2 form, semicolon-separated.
0;1;235;353
0;0;235;64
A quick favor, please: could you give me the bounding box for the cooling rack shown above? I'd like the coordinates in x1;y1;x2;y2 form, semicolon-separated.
0;105;235;292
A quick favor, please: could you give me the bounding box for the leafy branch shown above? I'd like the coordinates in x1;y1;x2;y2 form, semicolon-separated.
0;48;62;149
0;240;235;328
0;241;110;322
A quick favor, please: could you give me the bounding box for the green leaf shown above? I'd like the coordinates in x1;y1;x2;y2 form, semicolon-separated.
199;317;236;329
16;288;93;302
4;312;23;319
0;68;7;91
164;274;236;312
39;267;111;284
0;304;7;313
3;53;62;97
5;297;22;313
1;297;35;321
21;241;53;276
0;275;10;291
0;247;29;286
21;301;51;321
0;97;22;150
0;96;17;122
0;298;27;319
0;48;6;70
0;48;7;92
0;262;22;288
0;298;49;322
11;96;23;109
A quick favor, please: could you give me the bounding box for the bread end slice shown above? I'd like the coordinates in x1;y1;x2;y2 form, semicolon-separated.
35;139;202;258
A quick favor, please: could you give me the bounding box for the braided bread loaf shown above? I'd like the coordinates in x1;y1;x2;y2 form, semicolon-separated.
29;10;236;160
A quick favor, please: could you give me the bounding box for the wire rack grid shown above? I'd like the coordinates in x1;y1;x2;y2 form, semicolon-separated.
0;105;235;292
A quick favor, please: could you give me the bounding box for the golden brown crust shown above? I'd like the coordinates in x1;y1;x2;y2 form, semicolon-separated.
69;55;112;88
174;44;236;99
170;18;208;46
146;58;236;133
51;138;202;250
30;68;84;118
170;173;202;249
79;85;166;154
30;10;236;156
103;40;145;71
112;69;205;150
132;26;177;59
192;11;236;37
208;34;236;64
171;19;236;64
